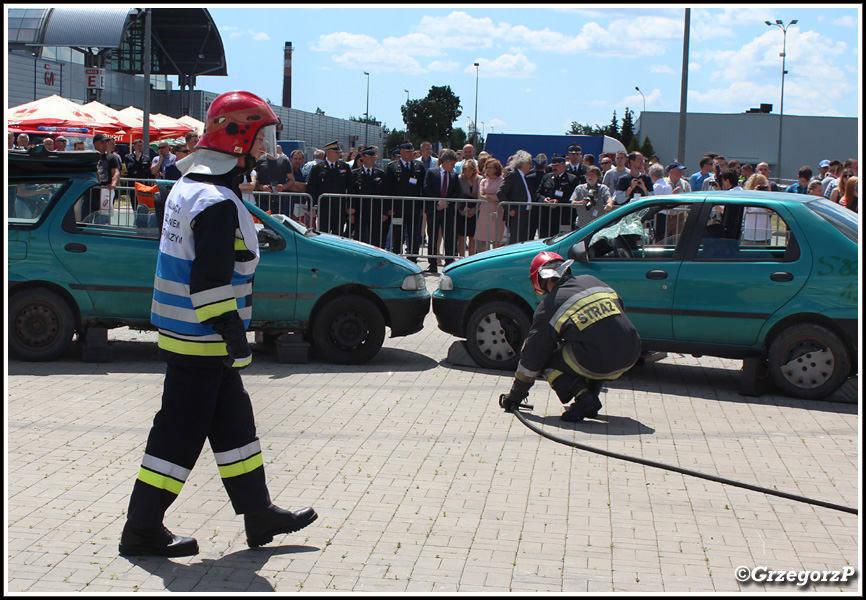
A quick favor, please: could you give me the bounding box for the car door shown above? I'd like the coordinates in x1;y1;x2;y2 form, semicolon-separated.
50;186;159;322
561;199;701;342
245;209;300;327
672;200;810;346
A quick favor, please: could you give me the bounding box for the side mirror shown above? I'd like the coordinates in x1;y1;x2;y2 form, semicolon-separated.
568;241;588;263
257;228;286;251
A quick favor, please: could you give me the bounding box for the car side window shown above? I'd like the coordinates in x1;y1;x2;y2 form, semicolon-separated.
696;204;797;261
69;186;161;240
8;181;67;225
586;203;693;260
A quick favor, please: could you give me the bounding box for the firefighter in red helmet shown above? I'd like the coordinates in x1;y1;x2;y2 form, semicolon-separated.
499;251;642;422
119;91;316;557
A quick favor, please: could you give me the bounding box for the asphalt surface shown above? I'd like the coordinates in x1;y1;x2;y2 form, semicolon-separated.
6;274;860;593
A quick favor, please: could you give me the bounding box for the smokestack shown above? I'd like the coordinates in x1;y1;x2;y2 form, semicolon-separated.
282;42;293;108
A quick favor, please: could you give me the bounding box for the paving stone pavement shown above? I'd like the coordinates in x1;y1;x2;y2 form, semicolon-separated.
5;275;861;594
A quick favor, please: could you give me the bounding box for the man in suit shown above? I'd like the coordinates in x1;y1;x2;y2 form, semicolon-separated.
565;143;587;184
422;148;461;272
535;154;579;238
384;142;426;260
307;141;352;236
350;147;388;248
524;154;548;242
497;150;535;244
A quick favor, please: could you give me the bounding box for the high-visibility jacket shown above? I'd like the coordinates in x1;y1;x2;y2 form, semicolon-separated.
150;176;259;364
513;273;641;393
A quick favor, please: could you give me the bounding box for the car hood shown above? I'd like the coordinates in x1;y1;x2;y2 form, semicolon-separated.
443;238;550;273
311;232;422;272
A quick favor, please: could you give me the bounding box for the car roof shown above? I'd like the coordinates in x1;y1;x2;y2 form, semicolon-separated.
634;190;816;207
9;147;99;173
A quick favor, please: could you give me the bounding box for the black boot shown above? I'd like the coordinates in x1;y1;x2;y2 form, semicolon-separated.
118;521;198;557
245;504;318;547
561;392;602;423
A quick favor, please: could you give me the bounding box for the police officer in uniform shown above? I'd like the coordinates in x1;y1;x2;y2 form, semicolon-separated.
307;140;352;236
565;143;587;183
350;147;388;247
534;154;579;238
384;142;426;260
499;251;642;422
119;90;317;558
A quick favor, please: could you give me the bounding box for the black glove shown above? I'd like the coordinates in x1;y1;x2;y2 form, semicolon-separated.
212;317;252;369
499;393;525;412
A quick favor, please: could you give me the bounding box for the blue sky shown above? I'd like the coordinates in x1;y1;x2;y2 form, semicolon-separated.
198;5;861;138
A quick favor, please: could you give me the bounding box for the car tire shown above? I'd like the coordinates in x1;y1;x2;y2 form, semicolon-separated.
768;323;850;400
465;301;531;371
9;288;75;361
311;295;385;365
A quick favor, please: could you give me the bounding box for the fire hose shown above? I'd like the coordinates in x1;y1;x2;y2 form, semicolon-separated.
507;401;857;516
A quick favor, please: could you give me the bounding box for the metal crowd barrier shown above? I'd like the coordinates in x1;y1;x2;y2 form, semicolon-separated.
310;195;589;264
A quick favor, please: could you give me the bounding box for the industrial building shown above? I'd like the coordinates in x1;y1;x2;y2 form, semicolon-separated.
6;7;385;156
635;108;857;182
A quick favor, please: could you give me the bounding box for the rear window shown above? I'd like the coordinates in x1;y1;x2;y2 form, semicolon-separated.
808;199;858;243
8;180;68;226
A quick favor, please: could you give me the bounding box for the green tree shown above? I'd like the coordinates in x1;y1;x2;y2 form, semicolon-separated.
450;127;468;150
315;107;325;116
606;110;619;139
402;85;462;147
639;135;656;160
627;137;640;153
620;108;635;150
385;129;407;153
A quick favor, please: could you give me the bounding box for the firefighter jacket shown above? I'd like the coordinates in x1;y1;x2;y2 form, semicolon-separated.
512;273;641;395
150;176;259;366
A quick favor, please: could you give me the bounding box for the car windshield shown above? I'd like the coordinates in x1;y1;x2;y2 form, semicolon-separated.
589;208;653;248
808;199;858;243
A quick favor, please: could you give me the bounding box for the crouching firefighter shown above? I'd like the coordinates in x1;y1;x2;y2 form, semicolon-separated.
119;90;316;558
499;251;642;422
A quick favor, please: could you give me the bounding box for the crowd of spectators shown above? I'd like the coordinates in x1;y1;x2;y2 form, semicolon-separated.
10;129;858;263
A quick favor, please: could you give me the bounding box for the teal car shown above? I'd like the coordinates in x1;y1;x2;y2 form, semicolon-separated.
433;192;858;400
8;149;430;364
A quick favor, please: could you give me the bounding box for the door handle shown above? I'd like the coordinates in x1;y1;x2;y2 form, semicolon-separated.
645;270;668;280
770;271;794;282
65;243;87;253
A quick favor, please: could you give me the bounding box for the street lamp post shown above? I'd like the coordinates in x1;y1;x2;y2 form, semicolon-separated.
404;89;410;143
635;86;646;114
766;18;797;183
363;71;370;147
473;62;479;146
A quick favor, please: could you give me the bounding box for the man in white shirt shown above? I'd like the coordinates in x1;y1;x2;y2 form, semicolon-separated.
649;163;672;195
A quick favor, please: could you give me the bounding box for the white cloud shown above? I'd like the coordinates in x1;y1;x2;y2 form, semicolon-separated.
833;15;856;27
521;88;532;93
428;60;460;72
312;32;426;73
487;118;507;131
251;30;270;42
698;29;849;84
466;53;536;78
650;65;676;75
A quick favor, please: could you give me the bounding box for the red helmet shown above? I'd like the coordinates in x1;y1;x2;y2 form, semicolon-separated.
529;251;572;295
197;90;280;157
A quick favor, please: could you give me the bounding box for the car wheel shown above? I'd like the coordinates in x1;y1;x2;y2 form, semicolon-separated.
9;289;75;361
312;295;385;365
465;301;531;370
768;324;850;400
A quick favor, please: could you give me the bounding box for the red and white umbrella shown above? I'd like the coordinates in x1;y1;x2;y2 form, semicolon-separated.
8;95;125;133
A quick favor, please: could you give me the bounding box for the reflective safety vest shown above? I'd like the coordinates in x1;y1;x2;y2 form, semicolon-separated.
151;177;259;359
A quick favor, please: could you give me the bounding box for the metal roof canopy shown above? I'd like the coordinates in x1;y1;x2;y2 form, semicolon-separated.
26;8;227;78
